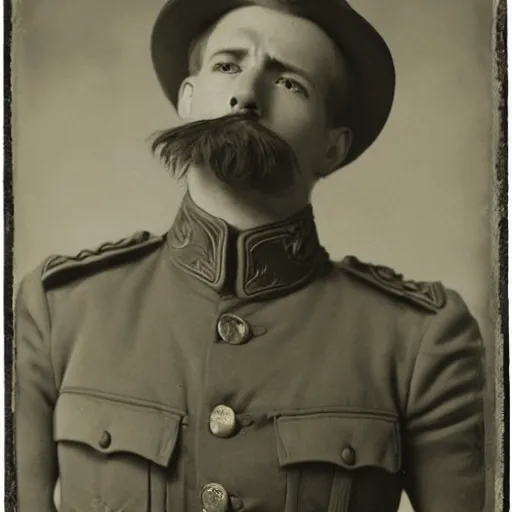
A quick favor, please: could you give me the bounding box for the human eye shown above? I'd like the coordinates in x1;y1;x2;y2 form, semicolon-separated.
212;62;242;74
275;77;308;97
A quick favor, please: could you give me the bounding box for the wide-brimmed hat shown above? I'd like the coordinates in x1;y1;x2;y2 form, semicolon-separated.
151;0;395;167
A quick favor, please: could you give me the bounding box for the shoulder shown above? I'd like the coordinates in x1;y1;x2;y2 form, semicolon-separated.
334;256;481;366
336;255;448;314
39;231;164;290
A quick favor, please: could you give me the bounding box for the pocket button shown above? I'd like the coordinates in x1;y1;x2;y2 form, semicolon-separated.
340;445;356;466
98;430;112;449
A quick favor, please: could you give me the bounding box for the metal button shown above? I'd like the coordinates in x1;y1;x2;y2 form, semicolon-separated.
201;482;229;512
98;430;112;449
217;314;251;345
209;405;237;438
340;445;356;466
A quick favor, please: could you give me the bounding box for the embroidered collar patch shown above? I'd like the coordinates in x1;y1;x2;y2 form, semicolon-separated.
166;192;330;300
42;231;164;289
340;255;446;313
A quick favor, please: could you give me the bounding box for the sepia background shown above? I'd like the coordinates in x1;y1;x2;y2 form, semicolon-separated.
12;0;496;510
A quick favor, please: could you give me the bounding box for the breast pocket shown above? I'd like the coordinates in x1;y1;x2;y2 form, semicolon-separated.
275;412;401;512
53;391;185;512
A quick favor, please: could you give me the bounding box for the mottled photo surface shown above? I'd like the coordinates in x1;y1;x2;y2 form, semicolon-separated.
11;1;500;511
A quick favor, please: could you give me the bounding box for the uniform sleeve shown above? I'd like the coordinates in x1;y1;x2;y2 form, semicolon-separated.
403;290;486;512
15;269;59;511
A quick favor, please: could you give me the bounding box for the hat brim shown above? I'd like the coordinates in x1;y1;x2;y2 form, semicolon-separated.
151;0;395;167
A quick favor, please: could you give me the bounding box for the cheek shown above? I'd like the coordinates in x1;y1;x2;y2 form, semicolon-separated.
293;134;326;175
190;80;231;120
266;98;327;164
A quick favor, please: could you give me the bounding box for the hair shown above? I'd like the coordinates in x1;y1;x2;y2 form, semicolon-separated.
186;14;355;128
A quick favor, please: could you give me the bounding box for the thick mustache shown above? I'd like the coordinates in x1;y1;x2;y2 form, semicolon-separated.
150;114;297;169
153;111;280;146
150;111;299;194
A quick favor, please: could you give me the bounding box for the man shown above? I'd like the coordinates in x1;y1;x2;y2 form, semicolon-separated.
15;0;485;511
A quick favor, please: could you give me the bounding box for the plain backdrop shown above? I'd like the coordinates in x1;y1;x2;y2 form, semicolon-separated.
12;1;495;510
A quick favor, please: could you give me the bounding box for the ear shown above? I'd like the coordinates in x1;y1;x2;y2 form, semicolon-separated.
318;127;353;178
176;77;196;119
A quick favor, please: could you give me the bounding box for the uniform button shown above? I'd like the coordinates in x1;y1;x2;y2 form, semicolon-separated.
201;482;229;512
217;314;251;345
209;405;237;438
98;430;112;449
340;445;356;466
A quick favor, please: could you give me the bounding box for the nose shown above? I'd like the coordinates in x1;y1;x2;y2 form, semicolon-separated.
229;96;259;112
229;69;263;115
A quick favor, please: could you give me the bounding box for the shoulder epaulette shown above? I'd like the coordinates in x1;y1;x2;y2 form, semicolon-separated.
42;231;164;289
339;256;446;313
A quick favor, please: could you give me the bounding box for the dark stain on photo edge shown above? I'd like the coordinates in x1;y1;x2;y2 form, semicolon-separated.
5;0;16;510
494;1;509;511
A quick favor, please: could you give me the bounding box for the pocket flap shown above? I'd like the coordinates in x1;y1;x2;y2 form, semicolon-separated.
275;412;400;473
54;392;184;467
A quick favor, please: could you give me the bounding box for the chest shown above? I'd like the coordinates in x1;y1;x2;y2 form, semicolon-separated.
53;277;405;411
51;279;407;512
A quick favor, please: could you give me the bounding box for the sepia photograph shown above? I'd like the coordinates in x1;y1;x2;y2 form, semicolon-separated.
9;0;504;510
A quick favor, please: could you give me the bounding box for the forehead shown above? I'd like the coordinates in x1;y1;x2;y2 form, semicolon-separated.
203;6;341;85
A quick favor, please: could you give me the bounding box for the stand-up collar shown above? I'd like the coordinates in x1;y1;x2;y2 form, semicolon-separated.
166;193;330;300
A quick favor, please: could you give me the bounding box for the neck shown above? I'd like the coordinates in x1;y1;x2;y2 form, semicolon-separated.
185;165;310;231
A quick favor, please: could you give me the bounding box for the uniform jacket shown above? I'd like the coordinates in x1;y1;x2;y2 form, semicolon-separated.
15;193;485;512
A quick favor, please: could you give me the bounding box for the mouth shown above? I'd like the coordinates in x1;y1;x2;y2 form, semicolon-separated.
229;109;261;121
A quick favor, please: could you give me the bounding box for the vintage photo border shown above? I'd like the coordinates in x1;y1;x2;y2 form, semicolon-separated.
492;1;509;510
5;0;14;509
2;1;509;510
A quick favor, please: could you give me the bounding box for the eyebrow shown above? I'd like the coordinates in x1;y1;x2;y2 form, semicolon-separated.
207;48;315;88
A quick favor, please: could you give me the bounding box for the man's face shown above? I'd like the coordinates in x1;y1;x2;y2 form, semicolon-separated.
178;6;350;190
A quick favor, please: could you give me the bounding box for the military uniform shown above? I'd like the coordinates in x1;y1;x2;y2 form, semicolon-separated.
15;193;485;512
